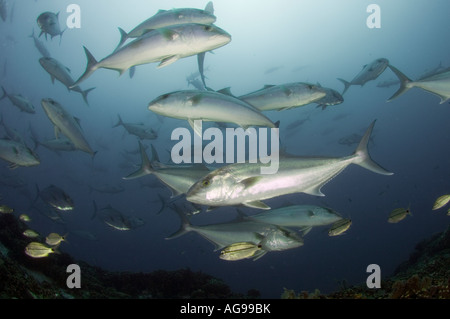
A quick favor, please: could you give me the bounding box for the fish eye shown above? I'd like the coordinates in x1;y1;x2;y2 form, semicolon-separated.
202;179;211;187
204;25;213;32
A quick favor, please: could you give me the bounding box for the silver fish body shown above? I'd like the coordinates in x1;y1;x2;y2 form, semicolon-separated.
40;98;96;156
72;23;231;87
36;11;65;41
148;90;276;133
0;138;40;168
0;87;35;113
186;120;392;209
239;82;327;111
338;58;389;94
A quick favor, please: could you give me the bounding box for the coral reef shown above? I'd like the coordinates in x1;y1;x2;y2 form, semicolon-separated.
282;225;450;299
0;214;257;299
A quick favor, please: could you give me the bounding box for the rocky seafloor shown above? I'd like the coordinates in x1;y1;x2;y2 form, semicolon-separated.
0;213;449;299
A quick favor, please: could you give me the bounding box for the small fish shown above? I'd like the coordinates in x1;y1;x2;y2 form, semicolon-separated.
0;204;14;214
220;242;263;261
25;242;59;258
45;232;67;246
23;229;40;238
19;214;31;222
432;194;450;210
328;218;352;236
337;58;389;95
388;207;411;223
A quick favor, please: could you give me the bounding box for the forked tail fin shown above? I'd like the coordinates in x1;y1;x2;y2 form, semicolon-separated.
70;46;98;88
337;78;351;95
123;140;154;179
353;120;393;176
386;64;413;102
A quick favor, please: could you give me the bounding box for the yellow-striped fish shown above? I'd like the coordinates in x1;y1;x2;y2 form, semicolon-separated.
220;242;263;261
388;207;411;223
432;194;450;210
328;218;352;236
25;242;59;258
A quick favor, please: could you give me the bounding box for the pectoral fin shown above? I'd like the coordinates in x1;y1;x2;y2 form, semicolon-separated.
157;55;179;69
243;200;270;210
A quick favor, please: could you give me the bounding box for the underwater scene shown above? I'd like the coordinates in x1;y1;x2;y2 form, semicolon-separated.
0;0;449;300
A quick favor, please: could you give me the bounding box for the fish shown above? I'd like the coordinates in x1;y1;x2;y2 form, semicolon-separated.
337;58;389;94
92;200;145;231
376;79;400;88
23;229;40;238
115;3;217;50
35;184;74;212
113;114;158;140
245;205;343;230
387;64;450;104
0;138;40;169
328;218;352;236
314;86;344;110
19;214;31;222
25;242;59;258
88;184;125;194
40;98;97;157
45;232;68;246
0;86;36;113
432;194;450;210
39;57;95;105
71;23;231;87
388;207;412;223
166;205;303;257
36;11;65;43
0;115;26;144
32;137;77;153
220;242;263;261
148;90;277;136
29;28;51;58
0;0;7;22
186;120;393;209
0;204;13;214
124;141;211;198
238;83;327;112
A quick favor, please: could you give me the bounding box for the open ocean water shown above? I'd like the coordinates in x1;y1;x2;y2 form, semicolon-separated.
0;0;449;299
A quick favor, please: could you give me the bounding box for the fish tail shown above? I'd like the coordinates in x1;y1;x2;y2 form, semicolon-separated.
81;87;96;105
114;27;128;53
112;114;123;128
386;64;412;102
0;86;7;100
353;120;393;176
165;204;191;239
205;1;214;14
123;140;154;179
70;46;98;88
337;78;351;95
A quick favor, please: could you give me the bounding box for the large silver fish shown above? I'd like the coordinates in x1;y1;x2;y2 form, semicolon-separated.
115;2;216;50
39;57;95;105
148;90;277;135
113;114;157;140
0;87;35;113
166;206;303;259
387;64;450;104
337;58;389;94
124;141;210;197
36;11;65;42
0;138;40;169
71;23;231;87
186;120;393;209
246;205;343;229
238;83;327;111
40;98;96;156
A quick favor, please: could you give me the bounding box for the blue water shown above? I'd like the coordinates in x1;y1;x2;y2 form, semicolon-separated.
1;0;449;298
